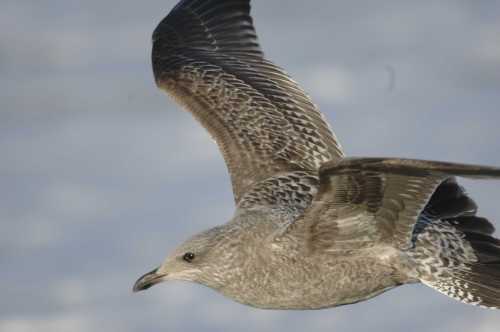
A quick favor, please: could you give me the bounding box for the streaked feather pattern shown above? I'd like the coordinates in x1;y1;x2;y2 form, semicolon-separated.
279;158;500;252
149;0;500;310
152;0;343;202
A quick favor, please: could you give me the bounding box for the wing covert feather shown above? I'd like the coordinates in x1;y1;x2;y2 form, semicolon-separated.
280;158;500;252
152;0;344;202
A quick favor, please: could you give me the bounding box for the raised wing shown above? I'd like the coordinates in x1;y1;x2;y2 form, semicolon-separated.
152;0;344;203
280;158;500;252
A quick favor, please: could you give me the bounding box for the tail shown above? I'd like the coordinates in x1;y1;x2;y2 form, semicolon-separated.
411;179;500;309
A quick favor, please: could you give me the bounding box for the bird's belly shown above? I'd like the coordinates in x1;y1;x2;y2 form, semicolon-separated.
219;255;401;310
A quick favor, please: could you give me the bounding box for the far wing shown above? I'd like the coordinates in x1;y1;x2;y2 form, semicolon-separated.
280;158;500;252
152;0;343;203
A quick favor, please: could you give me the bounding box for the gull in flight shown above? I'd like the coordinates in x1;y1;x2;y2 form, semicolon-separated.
134;0;500;310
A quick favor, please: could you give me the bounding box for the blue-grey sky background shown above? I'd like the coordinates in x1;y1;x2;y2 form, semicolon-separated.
2;0;500;331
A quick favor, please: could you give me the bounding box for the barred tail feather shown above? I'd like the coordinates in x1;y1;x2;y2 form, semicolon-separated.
417;217;500;309
422;261;500;309
411;177;500;308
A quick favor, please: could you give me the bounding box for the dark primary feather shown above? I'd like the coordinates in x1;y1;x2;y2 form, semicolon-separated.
154;0;262;57
423;178;477;219
152;0;344;203
452;216;496;235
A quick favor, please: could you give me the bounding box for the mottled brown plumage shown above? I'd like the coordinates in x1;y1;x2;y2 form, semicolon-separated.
134;0;500;311
282;158;500;253
152;0;343;202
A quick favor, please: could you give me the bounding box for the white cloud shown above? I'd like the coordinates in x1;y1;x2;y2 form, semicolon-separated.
0;315;94;332
474;315;500;332
41;183;111;220
475;27;500;64
50;278;90;308
303;66;354;103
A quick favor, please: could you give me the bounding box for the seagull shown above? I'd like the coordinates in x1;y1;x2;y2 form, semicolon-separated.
134;0;500;310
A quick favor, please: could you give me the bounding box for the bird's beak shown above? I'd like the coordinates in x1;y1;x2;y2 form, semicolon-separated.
133;267;165;292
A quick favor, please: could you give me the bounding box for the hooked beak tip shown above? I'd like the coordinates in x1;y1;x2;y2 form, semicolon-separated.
133;267;163;293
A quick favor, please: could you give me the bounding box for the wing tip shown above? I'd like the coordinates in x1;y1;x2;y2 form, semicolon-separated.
152;0;262;57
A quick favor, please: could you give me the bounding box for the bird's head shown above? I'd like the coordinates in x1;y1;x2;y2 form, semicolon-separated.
133;225;234;292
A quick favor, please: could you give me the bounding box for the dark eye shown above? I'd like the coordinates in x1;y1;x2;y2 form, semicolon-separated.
183;252;195;263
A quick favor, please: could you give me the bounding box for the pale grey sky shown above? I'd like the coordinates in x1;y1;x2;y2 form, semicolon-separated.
2;1;500;331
